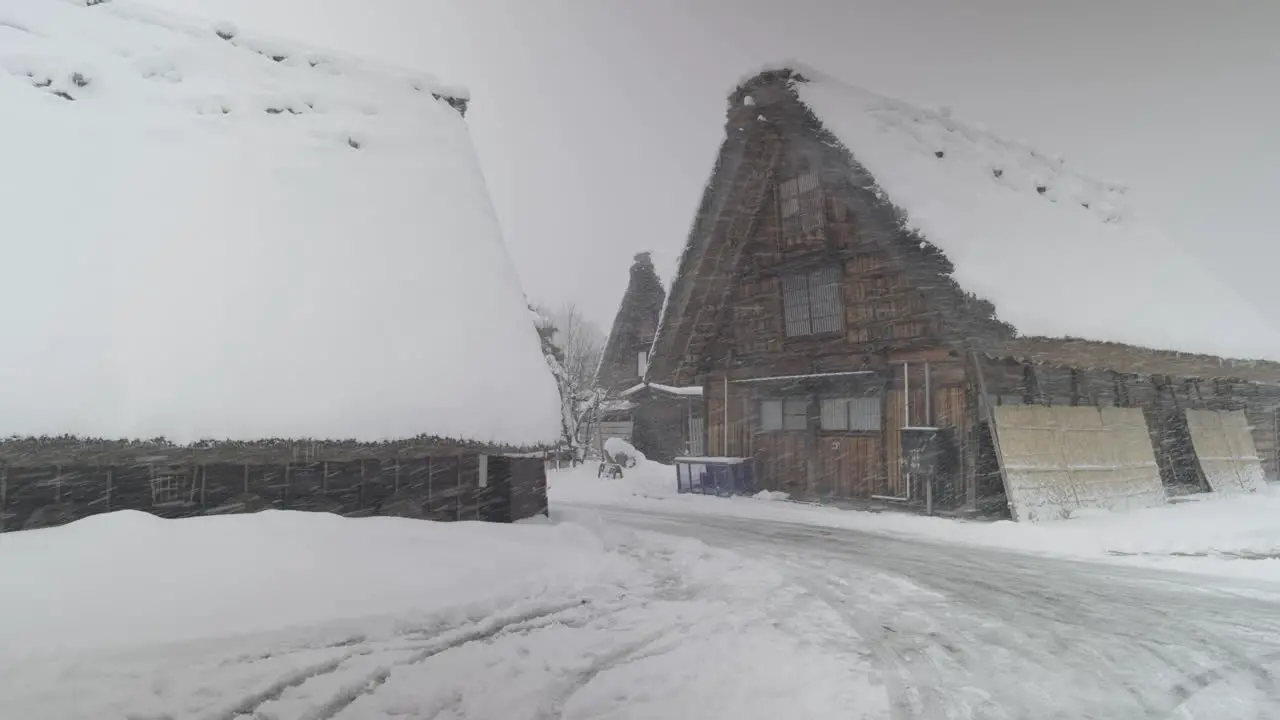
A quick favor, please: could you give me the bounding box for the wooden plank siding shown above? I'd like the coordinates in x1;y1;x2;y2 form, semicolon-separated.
818;435;882;498
652;72;1280;517
754;432;811;497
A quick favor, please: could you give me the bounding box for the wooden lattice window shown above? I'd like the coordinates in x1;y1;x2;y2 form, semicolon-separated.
820;396;882;432
782;266;843;337
151;470;186;505
761;398;808;432
780;170;824;245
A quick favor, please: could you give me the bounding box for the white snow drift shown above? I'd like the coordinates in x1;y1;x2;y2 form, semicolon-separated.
0;0;560;446
0;510;884;719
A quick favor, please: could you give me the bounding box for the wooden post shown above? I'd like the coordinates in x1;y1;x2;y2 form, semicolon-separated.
924;361;932;427
926;466;934;517
903;362;910;428
723;374;729;456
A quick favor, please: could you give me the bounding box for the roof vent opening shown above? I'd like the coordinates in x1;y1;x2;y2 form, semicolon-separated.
270;54;287;63
1081;202;1091;209
1036;184;1048;195
70;72;89;88
934;150;945;159
347;137;362;150
213;23;237;41
992;168;1003;179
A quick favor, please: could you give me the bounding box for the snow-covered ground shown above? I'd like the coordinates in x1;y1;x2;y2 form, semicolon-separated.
7;461;1280;718
0;510;883;719
554;458;1280;582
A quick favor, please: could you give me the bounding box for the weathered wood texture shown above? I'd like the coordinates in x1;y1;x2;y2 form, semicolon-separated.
632;395;693;463
0;455;548;533
597;253;667;393
648;68;1280;516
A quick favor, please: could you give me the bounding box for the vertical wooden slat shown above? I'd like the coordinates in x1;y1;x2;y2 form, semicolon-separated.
817;435;883;499
708;380;730;457
885;388;904;496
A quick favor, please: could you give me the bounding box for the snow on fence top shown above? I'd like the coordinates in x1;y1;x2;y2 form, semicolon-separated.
0;0;561;447
789;69;1280;363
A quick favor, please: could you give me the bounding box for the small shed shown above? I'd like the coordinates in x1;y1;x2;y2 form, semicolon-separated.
620;382;706;462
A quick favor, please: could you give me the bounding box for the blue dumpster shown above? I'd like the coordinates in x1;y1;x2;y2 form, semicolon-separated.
674;457;755;497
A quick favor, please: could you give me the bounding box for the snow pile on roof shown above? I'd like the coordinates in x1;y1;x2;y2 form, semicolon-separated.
793;70;1280;362
0;0;559;446
621;382;704;398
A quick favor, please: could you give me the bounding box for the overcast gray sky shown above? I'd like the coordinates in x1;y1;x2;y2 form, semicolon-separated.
158;0;1280;332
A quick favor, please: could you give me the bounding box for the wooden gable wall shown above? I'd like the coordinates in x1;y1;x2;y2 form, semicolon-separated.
692;89;992;505
669;70;1280;513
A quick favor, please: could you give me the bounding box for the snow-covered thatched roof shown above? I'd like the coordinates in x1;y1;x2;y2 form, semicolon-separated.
784;66;1280;362
0;0;560;447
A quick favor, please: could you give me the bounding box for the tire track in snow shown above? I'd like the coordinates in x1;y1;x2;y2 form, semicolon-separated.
781;565;955;720
1158;648;1280;719
298;599;598;720
214;656;351;720
532;630;672;720
211;600;591;720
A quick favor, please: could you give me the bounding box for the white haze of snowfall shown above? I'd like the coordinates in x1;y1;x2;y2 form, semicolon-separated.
784;65;1280;362
0;0;561;446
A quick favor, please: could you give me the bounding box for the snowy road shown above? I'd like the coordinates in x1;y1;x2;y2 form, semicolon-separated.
562;501;1280;719
9;504;1280;719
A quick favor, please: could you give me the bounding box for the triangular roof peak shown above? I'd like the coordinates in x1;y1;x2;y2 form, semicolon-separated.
720;64;1280;362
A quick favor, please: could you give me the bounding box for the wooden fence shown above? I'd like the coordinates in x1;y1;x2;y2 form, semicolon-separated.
0;455;548;532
